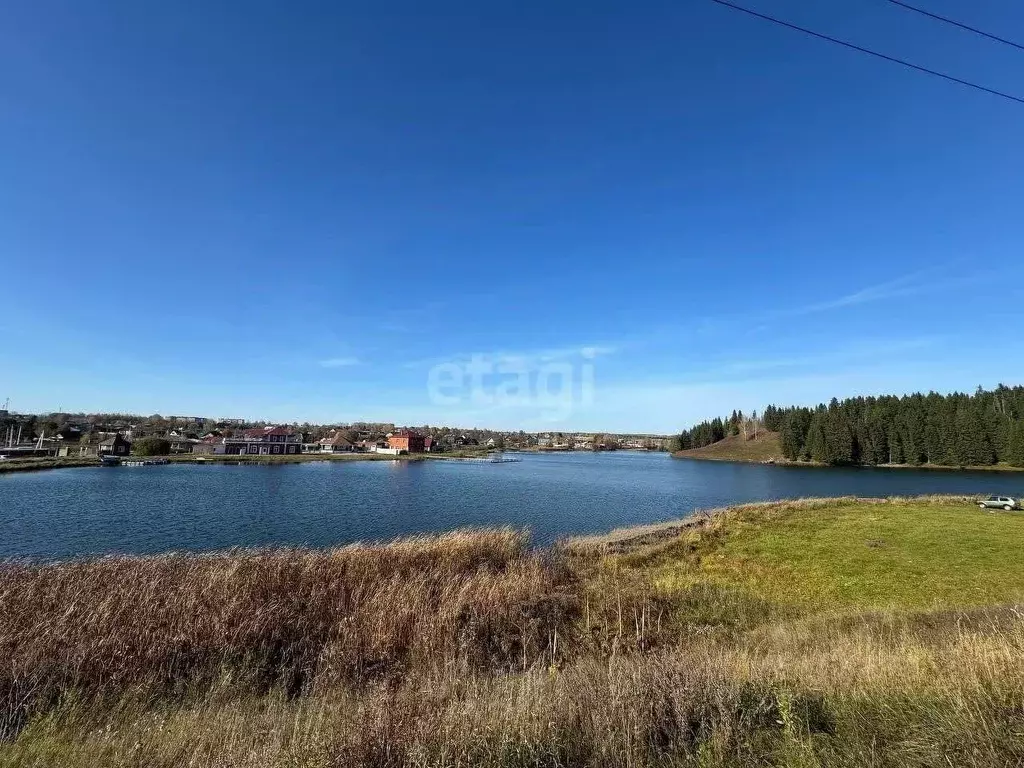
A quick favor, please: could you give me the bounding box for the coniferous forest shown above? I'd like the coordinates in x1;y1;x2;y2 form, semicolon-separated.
678;384;1024;468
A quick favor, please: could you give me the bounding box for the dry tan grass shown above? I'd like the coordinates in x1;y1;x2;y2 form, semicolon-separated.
0;529;577;740
2;504;1024;767
7;622;1024;768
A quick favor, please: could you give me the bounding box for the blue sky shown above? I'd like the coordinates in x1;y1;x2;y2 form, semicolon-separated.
2;0;1023;433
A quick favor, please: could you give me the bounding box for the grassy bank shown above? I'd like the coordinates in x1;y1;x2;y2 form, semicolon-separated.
0;457;101;474
2;497;1024;766
605;496;1024;610
673;431;785;463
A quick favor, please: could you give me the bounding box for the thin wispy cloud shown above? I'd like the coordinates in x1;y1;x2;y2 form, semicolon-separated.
625;265;994;350
378;322;414;333
717;336;944;376
787;266;992;317
402;344;617;371
319;357;361;368
578;345;617;358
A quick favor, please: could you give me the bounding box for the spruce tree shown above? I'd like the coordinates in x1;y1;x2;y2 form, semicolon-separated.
676;385;1024;468
900;399;926;464
1007;421;1024;468
780;411;805;460
888;429;905;464
823;409;854;464
954;400;993;466
805;411;828;463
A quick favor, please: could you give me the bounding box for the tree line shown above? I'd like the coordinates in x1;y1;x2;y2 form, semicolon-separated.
676;410;761;450
680;385;1024;467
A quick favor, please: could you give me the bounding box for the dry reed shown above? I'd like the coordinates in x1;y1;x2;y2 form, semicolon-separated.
2;505;1024;767
0;529;576;739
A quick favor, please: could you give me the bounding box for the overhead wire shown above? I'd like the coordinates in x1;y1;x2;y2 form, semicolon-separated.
707;0;1024;106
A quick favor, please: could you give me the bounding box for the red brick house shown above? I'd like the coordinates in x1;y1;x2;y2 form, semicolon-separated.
388;429;425;453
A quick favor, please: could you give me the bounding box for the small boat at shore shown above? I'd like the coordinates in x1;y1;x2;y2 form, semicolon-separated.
101;456;170;467
488;452;521;463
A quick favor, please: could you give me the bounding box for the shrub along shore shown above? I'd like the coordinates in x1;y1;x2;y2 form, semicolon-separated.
1;496;1023;767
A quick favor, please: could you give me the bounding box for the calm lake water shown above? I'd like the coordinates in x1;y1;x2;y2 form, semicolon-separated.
2;452;1023;559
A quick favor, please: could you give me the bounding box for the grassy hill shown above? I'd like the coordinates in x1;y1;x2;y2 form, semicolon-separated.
674;429;783;463
3;497;1024;767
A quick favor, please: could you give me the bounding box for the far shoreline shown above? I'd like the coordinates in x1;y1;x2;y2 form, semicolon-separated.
0;447;661;476
672;451;1024;473
0;450;490;476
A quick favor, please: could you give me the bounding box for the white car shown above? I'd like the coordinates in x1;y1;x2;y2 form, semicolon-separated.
978;495;1019;511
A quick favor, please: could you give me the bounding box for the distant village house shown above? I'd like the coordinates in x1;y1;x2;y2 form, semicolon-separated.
319;432;357;453
59;432;131;458
388;429;426;453
220;426;302;455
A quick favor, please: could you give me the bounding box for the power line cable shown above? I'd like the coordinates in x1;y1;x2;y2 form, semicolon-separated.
887;0;1024;53
708;0;1024;105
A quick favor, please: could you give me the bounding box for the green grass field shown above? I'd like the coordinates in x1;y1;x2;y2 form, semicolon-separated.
636;498;1024;610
